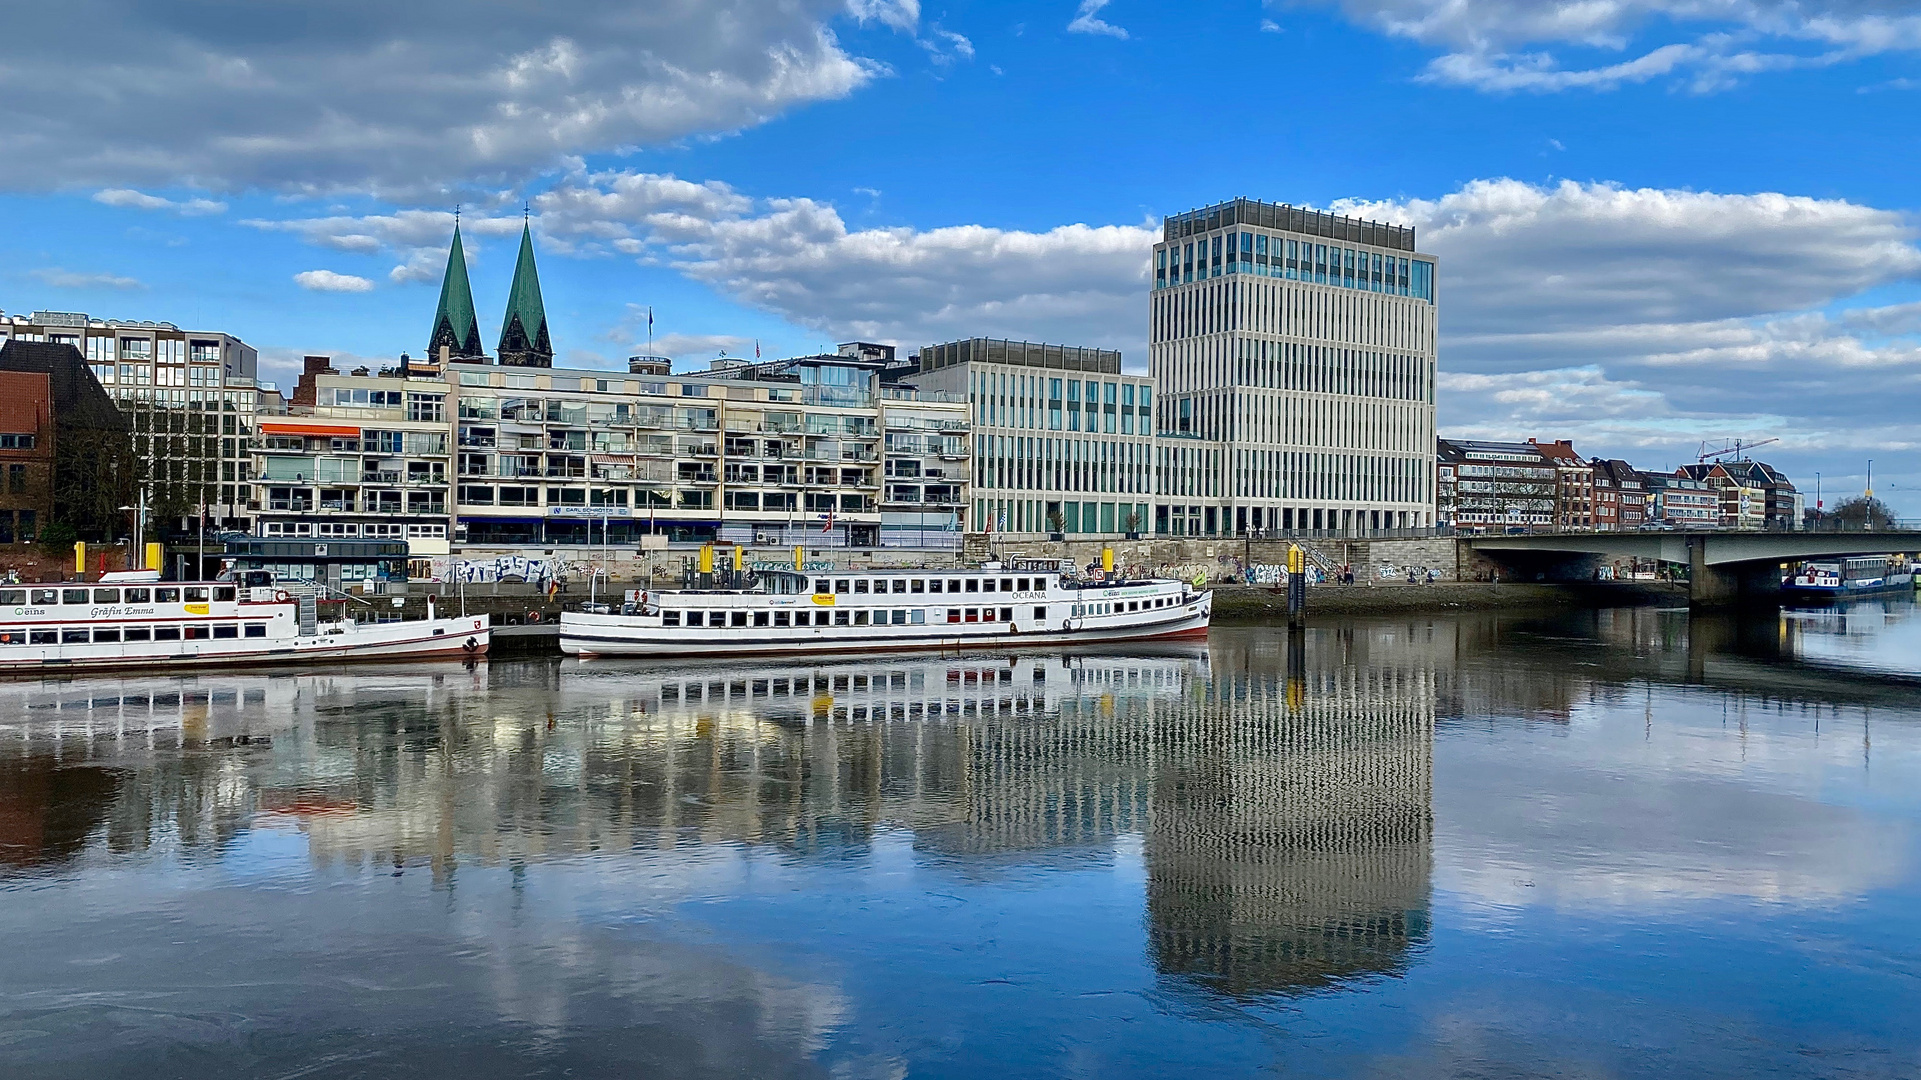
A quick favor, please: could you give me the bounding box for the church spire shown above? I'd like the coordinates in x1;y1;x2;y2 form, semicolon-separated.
497;218;552;368
427;218;484;362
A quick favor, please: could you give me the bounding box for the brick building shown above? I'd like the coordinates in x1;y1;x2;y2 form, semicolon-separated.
0;340;134;546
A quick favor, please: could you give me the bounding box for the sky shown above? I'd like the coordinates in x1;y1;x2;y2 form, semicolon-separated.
2;0;1918;512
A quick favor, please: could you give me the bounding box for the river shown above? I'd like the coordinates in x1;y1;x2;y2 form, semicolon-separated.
2;602;1918;1078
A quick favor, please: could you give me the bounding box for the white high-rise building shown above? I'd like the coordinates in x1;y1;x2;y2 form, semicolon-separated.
1149;198;1438;536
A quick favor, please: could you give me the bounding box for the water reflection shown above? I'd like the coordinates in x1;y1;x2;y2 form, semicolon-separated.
3;611;1918;1077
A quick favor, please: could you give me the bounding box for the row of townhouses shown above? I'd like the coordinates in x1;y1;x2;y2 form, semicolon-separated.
1436;438;1803;532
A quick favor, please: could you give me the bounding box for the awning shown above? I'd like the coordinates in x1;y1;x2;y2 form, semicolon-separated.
262;421;361;438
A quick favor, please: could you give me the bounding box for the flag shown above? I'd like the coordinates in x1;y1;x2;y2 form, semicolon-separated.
647;306;653;330
755;340;761;359
822;509;834;534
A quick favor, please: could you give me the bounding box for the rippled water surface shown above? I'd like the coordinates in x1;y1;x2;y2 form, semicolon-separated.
3;605;1919;1078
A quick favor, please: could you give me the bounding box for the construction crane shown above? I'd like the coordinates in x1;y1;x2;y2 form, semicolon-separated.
1696;437;1780;464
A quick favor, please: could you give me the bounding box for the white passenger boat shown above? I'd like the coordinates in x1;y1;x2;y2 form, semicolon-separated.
558;560;1211;658
0;570;490;672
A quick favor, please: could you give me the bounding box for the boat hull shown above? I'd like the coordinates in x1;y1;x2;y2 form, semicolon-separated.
559;596;1211;658
0;615;492;673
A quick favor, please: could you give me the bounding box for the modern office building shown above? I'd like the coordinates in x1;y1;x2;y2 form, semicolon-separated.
0;310;260;538
910;338;1153;536
249;346;970;563
1150;198;1439;536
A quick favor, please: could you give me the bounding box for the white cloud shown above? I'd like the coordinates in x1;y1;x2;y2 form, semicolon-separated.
30;267;145;290
293;270;376;293
92;188;227;216
1312;1;1921;93
1068;0;1130;39
0;2;884;194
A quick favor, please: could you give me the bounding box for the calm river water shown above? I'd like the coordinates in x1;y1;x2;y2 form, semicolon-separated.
3;603;1920;1078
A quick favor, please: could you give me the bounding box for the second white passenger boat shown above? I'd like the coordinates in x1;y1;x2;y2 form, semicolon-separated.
558;561;1211;658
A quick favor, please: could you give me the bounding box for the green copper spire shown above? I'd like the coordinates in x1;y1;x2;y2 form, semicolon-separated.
497;221;552;368
427;222;484;361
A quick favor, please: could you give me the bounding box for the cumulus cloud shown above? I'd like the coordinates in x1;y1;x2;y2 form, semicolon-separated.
1310;1;1921;92
30;268;145;290
92;188;227;216
1068;0;1130;39
293;270;376;293
0;1;883;194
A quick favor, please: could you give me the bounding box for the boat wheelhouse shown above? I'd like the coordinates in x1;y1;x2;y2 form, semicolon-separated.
0;570;490;671
558;560;1210;658
1784;556;1916;601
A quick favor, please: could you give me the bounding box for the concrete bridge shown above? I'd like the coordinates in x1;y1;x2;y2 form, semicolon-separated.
1467;531;1921;605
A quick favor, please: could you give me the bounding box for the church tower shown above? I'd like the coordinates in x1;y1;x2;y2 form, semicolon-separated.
427;221;485;362
497;221;553;368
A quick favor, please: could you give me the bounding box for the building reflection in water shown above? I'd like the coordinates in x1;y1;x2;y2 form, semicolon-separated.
0;628;1436;1001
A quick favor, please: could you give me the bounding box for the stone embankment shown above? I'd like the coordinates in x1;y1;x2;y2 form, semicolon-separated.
1210;581;1687;619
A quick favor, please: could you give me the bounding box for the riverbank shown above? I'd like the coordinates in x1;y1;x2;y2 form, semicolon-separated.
1210;580;1688;620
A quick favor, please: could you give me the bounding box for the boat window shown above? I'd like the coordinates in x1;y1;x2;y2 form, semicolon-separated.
1001;579;1013;592
663;611;681;626
125;588;151;603
834;611;850;626
29;630;57;644
981;578;995;593
183;626;210;640
814;578;831;595
184;587;209;603
62;629;90;643
92;588;120;603
834;579;849;594
982;608;996;622
62;589;89;605
244;624;267;638
730;611;747;627
153;627;181;641
686;612;704;627
950;579;964;592
92;628;121;643
1033;606;1047;620
0;630;22;645
854;611;870;626
0;589;20;605
213;625;239;639
891;580;907;594
910;609;925;624
29;589;57;605
156;588;180;603
926;579;941;594
853;579;869;593
1000;607;1013;621
214;587;236;602
946;608;961;624
125;627;152;642
753;612;769;627
1017;578;1030;592
773;611;789;627
911;579;924;593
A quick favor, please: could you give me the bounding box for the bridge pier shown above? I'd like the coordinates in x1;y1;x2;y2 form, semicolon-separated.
1688;541;1738;606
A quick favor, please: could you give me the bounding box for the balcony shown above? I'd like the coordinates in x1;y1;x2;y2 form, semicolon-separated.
361;471;401;484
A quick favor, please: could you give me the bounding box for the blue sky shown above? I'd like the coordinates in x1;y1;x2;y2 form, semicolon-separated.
2;1;1918;510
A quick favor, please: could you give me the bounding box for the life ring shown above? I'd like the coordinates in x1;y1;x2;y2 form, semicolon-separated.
463;637;479;652
528;610;543;623
274;590;292;603
427;593;438;604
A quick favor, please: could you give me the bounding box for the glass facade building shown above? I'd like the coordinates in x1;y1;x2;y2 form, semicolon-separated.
1149;198;1439;535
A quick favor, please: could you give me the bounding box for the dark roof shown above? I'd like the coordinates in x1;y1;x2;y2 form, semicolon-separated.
0;339;128;431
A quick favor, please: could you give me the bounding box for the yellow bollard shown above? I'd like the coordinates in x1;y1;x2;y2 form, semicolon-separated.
698;543;714;574
74;541;86;575
794;545;803;572
145;542;162;573
732;544;744;572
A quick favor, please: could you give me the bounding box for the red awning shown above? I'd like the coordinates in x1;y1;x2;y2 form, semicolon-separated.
261;421;361;438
